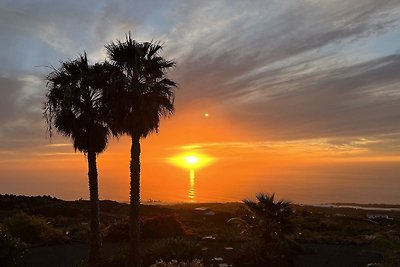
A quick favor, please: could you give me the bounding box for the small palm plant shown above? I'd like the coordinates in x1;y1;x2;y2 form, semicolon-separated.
228;193;297;266
243;193;294;243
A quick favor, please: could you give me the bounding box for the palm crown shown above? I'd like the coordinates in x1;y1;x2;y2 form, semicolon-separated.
44;54;112;153
244;193;294;241
105;35;177;138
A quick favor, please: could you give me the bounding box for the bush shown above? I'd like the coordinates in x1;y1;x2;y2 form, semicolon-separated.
103;218;129;242
233;239;270;266
68;223;90;242
103;215;189;242
141;214;188;239
3;212;64;244
143;238;201;266
372;235;400;267
233;238;296;267
0;226;26;266
150;259;204;267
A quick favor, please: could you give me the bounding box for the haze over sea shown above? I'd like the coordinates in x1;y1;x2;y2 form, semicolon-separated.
1;147;398;205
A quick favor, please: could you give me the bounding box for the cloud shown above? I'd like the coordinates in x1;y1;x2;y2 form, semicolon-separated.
0;0;399;157
225;54;400;140
0;74;47;153
175;134;400;160
159;1;400;141
0;76;24;123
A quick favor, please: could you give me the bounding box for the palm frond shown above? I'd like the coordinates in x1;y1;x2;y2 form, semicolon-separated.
104;34;177;139
243;192;294;240
43;54;112;154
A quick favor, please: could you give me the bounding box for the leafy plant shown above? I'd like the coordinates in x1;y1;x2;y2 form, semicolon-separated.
103;215;189;242
233;238;297;267
68;223;90;242
103;218;129;242
150;259;204;267
0;226;26;266
143;238;201;266
142;214;188;239
3;212;63;244
372;234;400;267
243;193;294;242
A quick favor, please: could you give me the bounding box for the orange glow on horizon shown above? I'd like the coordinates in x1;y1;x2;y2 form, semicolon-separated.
1;101;399;203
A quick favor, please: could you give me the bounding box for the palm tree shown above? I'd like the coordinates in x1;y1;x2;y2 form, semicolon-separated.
105;35;177;267
243;193;294;243
44;54;115;266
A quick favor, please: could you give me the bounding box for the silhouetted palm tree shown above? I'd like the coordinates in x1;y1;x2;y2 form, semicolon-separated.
105;34;177;267
44;54;115;266
244;193;294;242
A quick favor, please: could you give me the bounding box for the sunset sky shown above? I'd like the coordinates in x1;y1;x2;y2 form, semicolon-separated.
0;1;399;204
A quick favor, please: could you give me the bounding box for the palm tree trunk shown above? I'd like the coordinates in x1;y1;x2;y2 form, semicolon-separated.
129;135;142;267
87;151;101;266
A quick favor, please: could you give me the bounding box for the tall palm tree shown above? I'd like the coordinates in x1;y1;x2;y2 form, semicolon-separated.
44;54;115;266
244;193;294;242
105;35;177;267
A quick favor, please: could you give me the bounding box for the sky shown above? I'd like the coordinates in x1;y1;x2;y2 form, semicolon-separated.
0;0;399;203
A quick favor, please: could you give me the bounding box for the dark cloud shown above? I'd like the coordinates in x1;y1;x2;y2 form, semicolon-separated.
224;54;400;140
172;0;400;99
0;77;24;122
0;74;46;150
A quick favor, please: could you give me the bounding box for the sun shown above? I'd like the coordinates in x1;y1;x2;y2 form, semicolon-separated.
168;153;214;169
185;155;199;165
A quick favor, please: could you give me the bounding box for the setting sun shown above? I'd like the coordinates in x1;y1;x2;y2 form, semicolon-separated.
168;153;214;170
185;155;199;165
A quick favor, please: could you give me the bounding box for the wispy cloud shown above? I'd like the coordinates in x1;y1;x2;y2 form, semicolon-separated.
0;0;399;158
175;135;400;160
46;143;71;147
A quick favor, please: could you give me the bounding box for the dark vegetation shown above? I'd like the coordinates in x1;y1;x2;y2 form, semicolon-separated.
0;226;26;266
0;194;399;266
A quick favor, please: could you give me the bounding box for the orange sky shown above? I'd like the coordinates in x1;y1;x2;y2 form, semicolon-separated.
1;99;399;204
1;1;400;204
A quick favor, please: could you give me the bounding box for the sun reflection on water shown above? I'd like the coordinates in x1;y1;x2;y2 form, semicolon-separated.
188;169;195;202
168;153;214;202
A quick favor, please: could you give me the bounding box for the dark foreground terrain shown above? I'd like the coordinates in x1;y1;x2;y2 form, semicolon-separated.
0;195;399;266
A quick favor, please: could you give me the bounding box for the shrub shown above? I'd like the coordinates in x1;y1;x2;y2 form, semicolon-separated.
141;214;188;239
103;215;189;242
143;238;201;266
75;260;88;267
219;225;250;242
106;249;127;267
0;226;26;266
372;235;400;267
233;239;270;266
3;213;46;243
3;212;64;244
233;238;296;267
103;218;129;242
243;193;295;243
150;259;204;267
68;223;90;242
